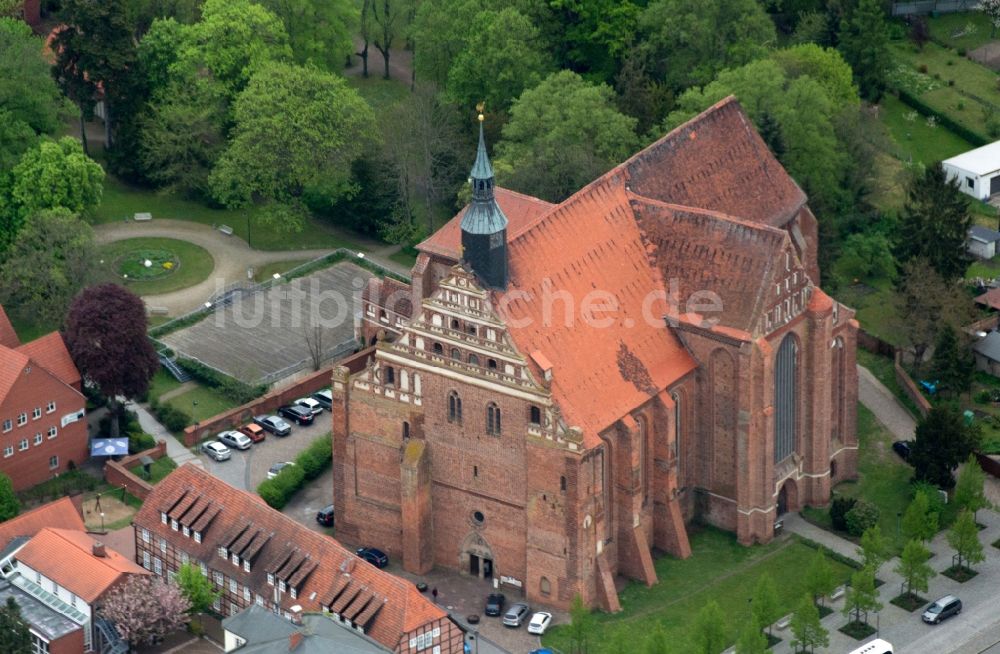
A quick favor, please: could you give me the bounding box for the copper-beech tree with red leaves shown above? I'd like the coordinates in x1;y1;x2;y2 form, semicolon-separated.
100;575;190;646
63;284;158;436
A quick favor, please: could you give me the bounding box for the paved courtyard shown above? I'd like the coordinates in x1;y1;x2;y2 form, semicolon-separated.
162;263;373;384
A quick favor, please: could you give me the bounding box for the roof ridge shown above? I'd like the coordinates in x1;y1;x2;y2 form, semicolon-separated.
627;192;789;239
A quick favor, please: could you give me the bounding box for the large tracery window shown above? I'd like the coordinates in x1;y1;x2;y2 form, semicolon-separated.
486;403;501;436
774;335;798;463
448;391;463;424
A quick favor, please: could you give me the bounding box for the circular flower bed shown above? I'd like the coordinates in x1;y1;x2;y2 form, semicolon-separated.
117;248;179;281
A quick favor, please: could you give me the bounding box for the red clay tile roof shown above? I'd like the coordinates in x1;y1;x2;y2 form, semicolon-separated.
976;287;1000;311
16;333;81;388
417;187;554;260
15;528;147;603
136;464;451;650
0;497;84;550
0;306;19;349
0;347;30;408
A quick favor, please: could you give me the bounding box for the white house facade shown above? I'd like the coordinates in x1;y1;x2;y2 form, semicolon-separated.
944;140;1000;201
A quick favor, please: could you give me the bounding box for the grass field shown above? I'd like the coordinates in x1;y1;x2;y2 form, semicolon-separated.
541;528;855;653
879;94;975;166
927;11;997;52
147;368;184;402
162;384;236;423
388;247;418;269
833;278;900;346
100;237;215;295
346;75;411;108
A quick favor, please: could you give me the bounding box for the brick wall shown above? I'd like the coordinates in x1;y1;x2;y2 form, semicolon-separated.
47;626;84;654
181;348;373;446
103;441;167;501
894;351;932;417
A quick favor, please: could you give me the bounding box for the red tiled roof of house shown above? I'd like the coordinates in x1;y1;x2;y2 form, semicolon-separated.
0;497;85;550
0;347;31;409
417;187;554;260
0;306;19;349
16;332;81;388
16;528;147;603
976;287;1000;311
136;464;451;649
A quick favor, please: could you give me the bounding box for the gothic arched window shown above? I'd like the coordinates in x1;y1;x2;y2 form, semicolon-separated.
486;403;501;436
448;391;463;424
774;335;799;463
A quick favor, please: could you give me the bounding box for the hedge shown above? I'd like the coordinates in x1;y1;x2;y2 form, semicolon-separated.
175;358;267;404
149;398;192;433
792;532;864;571
257;435;332;509
895;88;990;146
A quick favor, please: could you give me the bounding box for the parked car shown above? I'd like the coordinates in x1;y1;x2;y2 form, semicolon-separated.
356;547;389;568
294;397;324;415
484;593;505;617
239;423;266;443
527;611;552;635
892;440;912;461
316;505;335;527
923;595;962;624
277;405;314;426
217;430;252;450
312;389;333;410
503;603;530;628
201;441;231;462
254;415;291;436
267;461;295;479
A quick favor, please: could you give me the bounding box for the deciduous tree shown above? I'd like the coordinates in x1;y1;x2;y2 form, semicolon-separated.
902;489;939;544
370;0;409;80
100;575;190;646
64;284;159;438
0;597;31;654
911;406;981;489
567;594;594;654
842;568;881;626
894;538;933;598
735;618;768;654
0;474;19;522
790;594;828;653
858;525;891;577
948;508;985;572
954;455;990;521
410;0;483;86
981;0;1000;37
804;549;837;606
175;563;219;614
752;573;781;637
210;61;376;232
257;0;356;71
897;164;971;281
692;599;728;654
0;18;62;138
496;70;638;203
837;0;890;101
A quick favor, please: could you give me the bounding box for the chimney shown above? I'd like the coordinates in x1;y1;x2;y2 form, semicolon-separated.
289;605;303;625
92;542;107;558
288;632;304;651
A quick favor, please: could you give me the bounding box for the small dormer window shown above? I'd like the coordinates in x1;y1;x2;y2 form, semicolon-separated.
171;519;178;531
161;512;168;525
267;573;274;586
183;526;190;537
243;559;251;573
290;587;298;599
194;531;202;543
231;553;239;566
279;580;287;592
218;546;227;559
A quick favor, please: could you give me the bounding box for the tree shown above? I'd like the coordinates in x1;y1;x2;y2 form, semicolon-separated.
858;525;891;577
0;209;105;329
948;508;985;572
692;599;728;654
902;489;940;544
752;573;781;638
954;455;990;521
64;284;159;438
735;618;768;654
567;594;594;654
445;8;551;114
614;47;676;137
842;568;881;626
894;538;933;598
0;474;19;522
0;597;31;654
981;0;1000;38
845;499;879;537
496;70;638;203
357;0;373;78
256;0;357;71
804;548;836;606
911;406;981;488
100;575;190;646
929;325;974;397
897;164;972;281
790;594;828;653
832;231;896;282
0;18;62;138
638;0;775;92
210;61;376;233
371;0;408;80
175;563;219;614
910;16;930;50
837;0;890;101
410;0;485;86
1;138;104;252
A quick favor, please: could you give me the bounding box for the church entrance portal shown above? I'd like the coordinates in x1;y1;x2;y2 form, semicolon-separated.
776;479;798;516
460;532;495;580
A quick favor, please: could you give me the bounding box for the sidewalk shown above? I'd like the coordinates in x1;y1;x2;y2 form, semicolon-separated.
857;364;917;441
127;401;197;467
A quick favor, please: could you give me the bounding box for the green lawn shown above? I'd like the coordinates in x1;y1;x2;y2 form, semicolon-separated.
968;256;1000;279
100;237;215;295
162;384;237;423
927;11;997;52
252;259;311;282
801;405;913;552
542;528;855;653
95;177;363;252
147;368;184;402
388;247;417;269
832;278;901;346
878;93;975;166
8;313;57;344
347;75;410;108
129;455;177;485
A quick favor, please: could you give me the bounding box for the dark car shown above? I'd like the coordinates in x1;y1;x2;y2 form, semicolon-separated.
892;440;912;461
312;389;333;410
356;547;389;568
922;595;961;624
485;593;506;617
316;505;335;527
278;404;314;426
253;415;291;436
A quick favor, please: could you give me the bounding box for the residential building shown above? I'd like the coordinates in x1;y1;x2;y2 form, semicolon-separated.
0;306;88;491
222;604;393;654
134;464;463;654
968;225;1000;259
943;140;1000;201
347;97;859;611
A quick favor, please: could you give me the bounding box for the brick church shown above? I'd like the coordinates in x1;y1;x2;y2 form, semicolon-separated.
332;97;859;611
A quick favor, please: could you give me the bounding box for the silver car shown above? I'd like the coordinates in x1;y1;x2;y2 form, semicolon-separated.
217;430;252;450
201;441;231;462
502;602;530;627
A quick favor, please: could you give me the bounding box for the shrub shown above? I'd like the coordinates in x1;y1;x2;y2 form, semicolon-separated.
152;405;192;432
845;500;880;537
911;480;945;515
256;435;331;508
128;431;156;453
296;437;332;480
831;496;857;531
176;358;267;404
958;47;967;56
976;389;990;404
918;63;928;74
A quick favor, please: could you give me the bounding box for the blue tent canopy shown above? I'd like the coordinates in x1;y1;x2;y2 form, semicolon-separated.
90;438;129;456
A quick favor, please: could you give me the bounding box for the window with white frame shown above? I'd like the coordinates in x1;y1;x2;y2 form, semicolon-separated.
141;528;150;543
19;439;27;451
3;446;12;458
46;401;55;413
161;512;168;524
199;562;207;576
243;560;250;573
218;546;227;559
47;426;56;439
290;587;297;599
212;597;221;611
182;525;190;537
154;558;162;575
243;586;251;601
32;408;41;420
159;538;167;553
194;531;202;543
143;551;151;570
267;573;274;586
255;594;265;607
48;456;57;470
231;553;239;566
17;413;26;426
33;433;41;446
171;519;178;531
213;571;223;586
31;631;49;654
229;579;237;593
2;419;10;433
180;552;189;564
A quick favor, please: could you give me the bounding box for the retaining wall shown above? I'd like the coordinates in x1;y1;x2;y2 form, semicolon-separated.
103;441;168;502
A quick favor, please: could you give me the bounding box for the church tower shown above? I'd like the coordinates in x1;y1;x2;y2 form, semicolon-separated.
461;111;509;290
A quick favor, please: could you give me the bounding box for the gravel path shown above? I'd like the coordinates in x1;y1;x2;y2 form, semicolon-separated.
857;364;917;440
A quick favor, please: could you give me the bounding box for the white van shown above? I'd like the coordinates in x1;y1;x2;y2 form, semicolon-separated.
848;639;893;654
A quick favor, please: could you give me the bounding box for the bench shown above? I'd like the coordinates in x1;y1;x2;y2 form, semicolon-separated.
218;224;234;236
148;306;169;316
775;614;793;631
133;212;152;221
830;586;846;601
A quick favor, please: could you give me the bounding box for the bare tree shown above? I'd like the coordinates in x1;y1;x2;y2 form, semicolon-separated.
303;323;325;371
357;0;372;78
371;0;407;80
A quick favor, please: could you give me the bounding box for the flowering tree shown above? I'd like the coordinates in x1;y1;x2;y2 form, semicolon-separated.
100;575;190;646
982;0;1000;37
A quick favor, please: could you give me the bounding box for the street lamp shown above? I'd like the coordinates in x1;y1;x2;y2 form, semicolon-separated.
100;511;106;533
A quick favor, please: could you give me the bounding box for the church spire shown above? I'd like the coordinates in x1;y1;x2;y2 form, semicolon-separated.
461;107;508;290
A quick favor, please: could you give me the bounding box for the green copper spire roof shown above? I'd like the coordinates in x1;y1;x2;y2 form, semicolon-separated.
470;120;494;181
461;113;508;235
